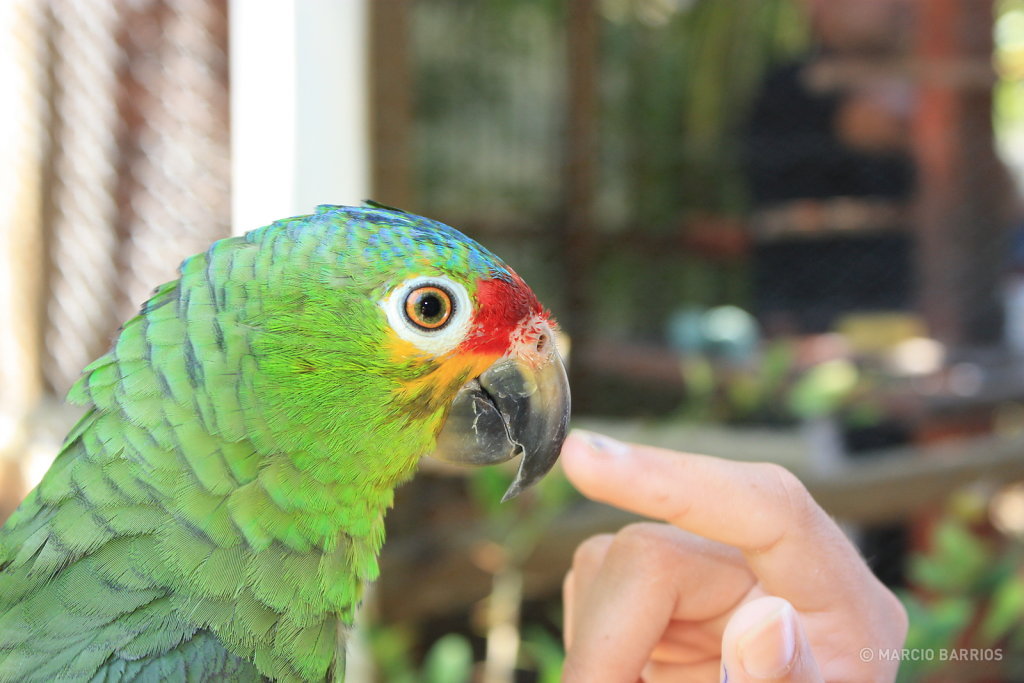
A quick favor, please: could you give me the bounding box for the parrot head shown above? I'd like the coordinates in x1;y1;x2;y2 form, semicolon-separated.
238;204;570;499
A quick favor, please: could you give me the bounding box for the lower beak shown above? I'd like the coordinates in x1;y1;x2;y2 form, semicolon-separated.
430;342;571;501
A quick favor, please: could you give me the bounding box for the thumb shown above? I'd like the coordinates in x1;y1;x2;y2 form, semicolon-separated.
720;596;823;683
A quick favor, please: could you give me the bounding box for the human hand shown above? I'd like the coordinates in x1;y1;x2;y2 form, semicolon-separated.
561;431;907;682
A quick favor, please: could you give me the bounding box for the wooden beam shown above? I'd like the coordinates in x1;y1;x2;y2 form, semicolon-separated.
561;0;598;341
913;0;1008;345
369;0;414;210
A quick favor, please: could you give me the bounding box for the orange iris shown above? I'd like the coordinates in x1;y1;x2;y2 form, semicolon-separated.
404;285;453;330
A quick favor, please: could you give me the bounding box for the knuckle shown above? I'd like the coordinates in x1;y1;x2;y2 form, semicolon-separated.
616;521;671;545
561;656;590;683
747;462;819;552
572;533;613;570
610;523;682;566
882;588;910;643
760;462;814;521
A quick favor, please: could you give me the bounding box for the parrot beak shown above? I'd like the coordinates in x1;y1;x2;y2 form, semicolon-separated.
431;328;570;501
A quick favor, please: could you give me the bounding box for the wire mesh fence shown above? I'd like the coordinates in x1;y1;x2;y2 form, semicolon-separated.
1;0;230;402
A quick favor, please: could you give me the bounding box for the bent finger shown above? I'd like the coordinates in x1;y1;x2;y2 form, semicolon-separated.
563;523;754;682
561;431;887;619
563;533;613;648
720;596;822;683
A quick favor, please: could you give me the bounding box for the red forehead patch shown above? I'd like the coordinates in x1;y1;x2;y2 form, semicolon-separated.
458;274;543;355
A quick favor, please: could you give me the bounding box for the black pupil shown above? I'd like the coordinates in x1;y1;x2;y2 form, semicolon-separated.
419;293;443;321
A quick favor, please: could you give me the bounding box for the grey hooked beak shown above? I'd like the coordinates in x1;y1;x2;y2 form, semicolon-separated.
430;337;571;501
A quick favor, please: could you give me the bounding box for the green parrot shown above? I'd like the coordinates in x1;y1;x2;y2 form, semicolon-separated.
0;205;570;682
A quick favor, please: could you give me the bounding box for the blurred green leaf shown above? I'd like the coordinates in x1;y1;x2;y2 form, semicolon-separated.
898;594;972;682
682;356;716;400
909;519;992;595
760;341;795;393
422;634;474;683
680;356;716;420
980;573;1024;645
725;371;762;418
366;624;418;683
521;627;564;683
787;360;859;419
468;466;516;521
534;467;579;511
948;487;992;525
903;593;974;649
842;398;883;428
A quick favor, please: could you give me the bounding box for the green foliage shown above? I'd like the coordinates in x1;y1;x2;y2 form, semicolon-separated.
897;492;1024;681
995;0;1024;158
367;623;563;682
598;0;808;227
909;519;994;596
898;595;974;682
467;465;515;522
366;624;419;683
520;626;565;683
678;339;877;427
366;627;474;683
787;360;860;420
981;574;1024;645
422;634;474;683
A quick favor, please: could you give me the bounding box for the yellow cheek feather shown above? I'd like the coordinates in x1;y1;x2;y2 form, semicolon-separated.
385;329;501;414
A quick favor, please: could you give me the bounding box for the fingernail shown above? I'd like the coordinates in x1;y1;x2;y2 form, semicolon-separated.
571;429;630;458
738;603;797;679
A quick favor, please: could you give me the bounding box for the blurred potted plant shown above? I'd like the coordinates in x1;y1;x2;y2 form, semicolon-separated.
898;488;1024;681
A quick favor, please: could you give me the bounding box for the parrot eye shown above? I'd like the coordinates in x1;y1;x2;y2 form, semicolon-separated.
404;286;453;330
381;275;473;355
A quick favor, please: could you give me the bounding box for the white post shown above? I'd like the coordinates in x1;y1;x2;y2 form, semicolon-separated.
228;3;376;677
229;0;370;235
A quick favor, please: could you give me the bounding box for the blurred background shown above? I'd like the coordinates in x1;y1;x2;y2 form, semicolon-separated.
3;0;1024;680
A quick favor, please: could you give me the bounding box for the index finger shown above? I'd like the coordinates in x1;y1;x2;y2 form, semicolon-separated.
561;430;886;616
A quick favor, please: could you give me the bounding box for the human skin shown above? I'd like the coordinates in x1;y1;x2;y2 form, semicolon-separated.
560;431;908;682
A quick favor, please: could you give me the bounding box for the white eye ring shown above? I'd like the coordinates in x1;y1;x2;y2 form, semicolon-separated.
381;276;473;356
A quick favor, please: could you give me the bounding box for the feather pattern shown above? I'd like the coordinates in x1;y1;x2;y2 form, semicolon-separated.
0;206;537;681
